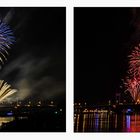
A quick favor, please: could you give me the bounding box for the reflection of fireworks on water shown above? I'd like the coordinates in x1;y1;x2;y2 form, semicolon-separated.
124;44;140;103
0;80;17;102
0;20;15;66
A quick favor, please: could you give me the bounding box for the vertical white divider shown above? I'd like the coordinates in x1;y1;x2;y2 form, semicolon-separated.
66;4;74;133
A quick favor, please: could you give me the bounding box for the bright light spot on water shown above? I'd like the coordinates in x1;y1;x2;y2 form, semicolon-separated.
54;111;58;114
0;117;14;127
7;112;13;116
126;115;131;131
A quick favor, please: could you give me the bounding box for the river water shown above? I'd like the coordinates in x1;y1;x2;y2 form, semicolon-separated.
0;117;14;127
74;112;140;132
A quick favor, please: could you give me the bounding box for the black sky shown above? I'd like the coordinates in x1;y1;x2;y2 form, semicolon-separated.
74;8;138;104
0;7;66;104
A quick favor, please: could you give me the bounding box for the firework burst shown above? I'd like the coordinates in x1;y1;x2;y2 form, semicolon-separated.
0;20;15;66
128;44;140;78
0;80;17;102
124;77;140;102
0;21;17;102
125;44;140;103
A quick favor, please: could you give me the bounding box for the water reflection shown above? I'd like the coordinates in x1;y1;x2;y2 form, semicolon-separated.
0;117;14;127
74;112;140;132
126;115;130;131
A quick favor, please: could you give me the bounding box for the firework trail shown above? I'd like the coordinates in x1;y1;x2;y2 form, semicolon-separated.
0;80;17;102
0;20;15;66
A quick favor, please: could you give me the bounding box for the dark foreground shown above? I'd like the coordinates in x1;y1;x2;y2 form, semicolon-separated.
0;106;65;132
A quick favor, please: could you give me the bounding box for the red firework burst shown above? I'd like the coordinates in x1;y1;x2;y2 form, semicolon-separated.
124;44;140;103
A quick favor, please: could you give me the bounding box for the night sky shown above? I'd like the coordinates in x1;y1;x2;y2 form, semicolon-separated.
74;8;140;104
0;7;66;104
